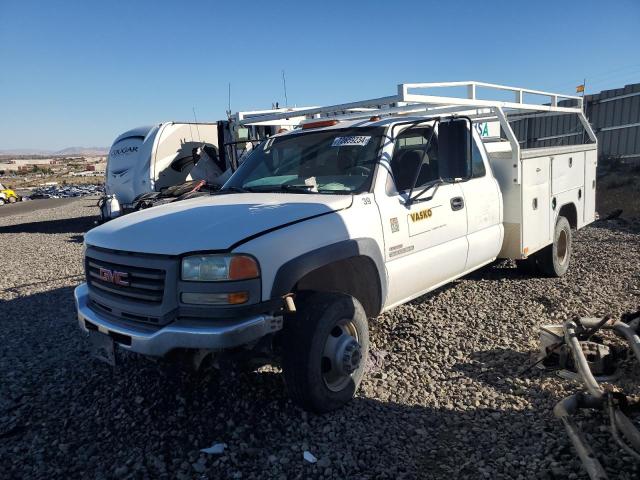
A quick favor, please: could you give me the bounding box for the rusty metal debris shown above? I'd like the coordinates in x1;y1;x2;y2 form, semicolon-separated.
539;309;640;480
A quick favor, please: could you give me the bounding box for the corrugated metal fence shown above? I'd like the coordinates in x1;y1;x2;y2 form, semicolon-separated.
509;82;640;163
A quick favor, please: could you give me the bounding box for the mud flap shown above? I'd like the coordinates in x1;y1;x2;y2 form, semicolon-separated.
88;330;117;366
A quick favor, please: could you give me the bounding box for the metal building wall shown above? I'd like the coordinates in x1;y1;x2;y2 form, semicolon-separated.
587;83;640;161
508;82;640;162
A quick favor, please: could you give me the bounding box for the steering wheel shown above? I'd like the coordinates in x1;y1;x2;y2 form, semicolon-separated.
346;165;371;176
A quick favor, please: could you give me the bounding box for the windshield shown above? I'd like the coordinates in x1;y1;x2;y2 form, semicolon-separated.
223;127;384;194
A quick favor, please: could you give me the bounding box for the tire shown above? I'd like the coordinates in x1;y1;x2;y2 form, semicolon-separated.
282;292;369;413
537;216;572;277
0;198;5;206
8;196;16;203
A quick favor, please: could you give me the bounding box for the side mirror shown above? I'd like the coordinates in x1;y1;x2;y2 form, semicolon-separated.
438;118;472;180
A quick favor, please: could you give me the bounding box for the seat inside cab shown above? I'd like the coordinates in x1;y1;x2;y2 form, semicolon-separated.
390;127;439;192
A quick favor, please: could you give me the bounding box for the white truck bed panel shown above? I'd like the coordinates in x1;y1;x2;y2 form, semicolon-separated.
551;152;585;196
583;149;598;224
485;141;597;259
521;156;551;255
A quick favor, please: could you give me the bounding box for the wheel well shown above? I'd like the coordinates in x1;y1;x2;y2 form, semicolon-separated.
294;256;382;318
558;203;578;229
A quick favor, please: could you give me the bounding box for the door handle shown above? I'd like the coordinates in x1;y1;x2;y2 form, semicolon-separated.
450;196;464;211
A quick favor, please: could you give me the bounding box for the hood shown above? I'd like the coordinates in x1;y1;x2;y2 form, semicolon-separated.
85;193;352;255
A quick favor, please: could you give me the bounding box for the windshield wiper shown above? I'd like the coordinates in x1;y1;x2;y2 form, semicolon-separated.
280;184;316;193
316;188;352;195
239;184;316;194
218;186;251;194
224;184;350;195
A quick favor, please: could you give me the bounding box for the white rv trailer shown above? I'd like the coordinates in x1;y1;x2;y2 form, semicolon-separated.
101;108;313;220
105;122;219;207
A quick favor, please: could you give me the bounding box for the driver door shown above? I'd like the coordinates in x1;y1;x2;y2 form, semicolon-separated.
377;126;468;308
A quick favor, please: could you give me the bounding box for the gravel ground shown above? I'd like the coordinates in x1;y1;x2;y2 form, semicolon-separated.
1;199;639;480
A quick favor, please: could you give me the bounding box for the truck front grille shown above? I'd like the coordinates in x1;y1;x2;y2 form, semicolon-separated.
86;257;166;304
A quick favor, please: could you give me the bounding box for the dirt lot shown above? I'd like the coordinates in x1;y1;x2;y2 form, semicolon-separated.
596;167;640;221
0;198;81;219
1;198;639;479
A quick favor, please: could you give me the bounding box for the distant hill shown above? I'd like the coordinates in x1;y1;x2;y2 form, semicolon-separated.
0;148;51;156
53;147;109;156
0;147;109;156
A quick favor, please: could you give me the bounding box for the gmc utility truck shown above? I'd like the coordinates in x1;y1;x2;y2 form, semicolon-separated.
75;82;598;412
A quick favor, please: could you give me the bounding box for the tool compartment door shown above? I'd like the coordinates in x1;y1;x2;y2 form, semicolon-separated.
551;152;585;196
521;156;551;255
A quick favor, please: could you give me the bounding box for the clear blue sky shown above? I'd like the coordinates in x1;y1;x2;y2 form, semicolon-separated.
1;0;639;150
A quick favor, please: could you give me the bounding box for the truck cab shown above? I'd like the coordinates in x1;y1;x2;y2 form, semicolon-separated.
75;82;597;412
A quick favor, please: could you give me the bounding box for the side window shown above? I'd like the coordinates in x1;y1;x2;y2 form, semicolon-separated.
390;127;439;192
471;139;486;178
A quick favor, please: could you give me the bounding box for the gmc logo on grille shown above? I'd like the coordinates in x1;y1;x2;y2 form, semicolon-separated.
99;267;130;286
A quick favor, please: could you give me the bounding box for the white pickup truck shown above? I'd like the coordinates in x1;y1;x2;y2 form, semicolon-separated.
75;82;598;412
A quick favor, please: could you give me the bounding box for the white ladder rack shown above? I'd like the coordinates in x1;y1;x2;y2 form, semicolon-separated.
238;81;586;127
236;81;597;187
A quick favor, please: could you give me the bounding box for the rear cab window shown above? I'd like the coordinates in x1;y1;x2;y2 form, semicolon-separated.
471;137;486;178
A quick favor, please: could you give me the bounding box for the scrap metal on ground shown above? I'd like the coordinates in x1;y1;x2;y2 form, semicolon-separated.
540;310;640;479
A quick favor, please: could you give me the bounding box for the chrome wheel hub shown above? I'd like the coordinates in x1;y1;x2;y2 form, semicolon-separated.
322;320;362;392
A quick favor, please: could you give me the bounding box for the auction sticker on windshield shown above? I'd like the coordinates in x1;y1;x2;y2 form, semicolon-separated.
331;136;371;147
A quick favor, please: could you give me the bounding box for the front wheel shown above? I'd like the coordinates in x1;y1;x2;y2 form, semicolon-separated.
0;198;5;206
282;292;369;413
537;216;572;277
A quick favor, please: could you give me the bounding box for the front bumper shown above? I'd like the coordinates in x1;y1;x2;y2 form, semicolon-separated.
74;283;282;357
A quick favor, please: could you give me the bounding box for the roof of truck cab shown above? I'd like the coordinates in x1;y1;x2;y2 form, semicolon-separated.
276;115;437;138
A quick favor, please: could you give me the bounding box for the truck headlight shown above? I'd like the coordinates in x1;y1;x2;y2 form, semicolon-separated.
181;254;259;282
